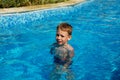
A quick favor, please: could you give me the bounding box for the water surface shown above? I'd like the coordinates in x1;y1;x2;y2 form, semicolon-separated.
0;0;120;80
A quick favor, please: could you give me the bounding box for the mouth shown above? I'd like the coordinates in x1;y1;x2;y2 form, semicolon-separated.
57;40;62;44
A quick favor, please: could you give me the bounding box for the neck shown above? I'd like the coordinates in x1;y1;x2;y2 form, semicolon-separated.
58;43;68;47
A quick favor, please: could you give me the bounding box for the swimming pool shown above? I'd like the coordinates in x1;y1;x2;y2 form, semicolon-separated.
0;0;120;80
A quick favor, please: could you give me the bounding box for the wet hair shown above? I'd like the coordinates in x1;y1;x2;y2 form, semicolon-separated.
57;22;72;35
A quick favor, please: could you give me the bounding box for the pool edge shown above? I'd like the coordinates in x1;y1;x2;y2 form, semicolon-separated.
0;0;85;14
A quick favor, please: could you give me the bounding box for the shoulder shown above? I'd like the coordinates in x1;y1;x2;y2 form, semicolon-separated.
66;44;74;51
66;44;74;57
51;43;57;47
50;43;57;51
50;43;57;54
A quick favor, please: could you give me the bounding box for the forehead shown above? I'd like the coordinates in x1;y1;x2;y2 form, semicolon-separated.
57;30;69;35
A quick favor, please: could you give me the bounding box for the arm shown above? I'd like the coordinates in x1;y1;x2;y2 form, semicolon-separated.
50;43;56;54
63;49;74;68
50;47;54;54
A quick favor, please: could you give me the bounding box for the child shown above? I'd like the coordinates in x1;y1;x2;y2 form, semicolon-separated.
50;22;74;80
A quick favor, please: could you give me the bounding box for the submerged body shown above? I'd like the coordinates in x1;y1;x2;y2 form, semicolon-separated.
50;43;74;68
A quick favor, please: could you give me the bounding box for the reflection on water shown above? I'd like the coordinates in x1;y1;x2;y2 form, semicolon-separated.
50;65;74;80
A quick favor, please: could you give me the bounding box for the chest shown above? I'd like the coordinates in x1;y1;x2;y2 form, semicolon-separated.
54;47;69;58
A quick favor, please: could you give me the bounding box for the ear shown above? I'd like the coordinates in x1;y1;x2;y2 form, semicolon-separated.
68;36;71;40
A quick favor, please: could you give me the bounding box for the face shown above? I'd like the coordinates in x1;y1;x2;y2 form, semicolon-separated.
56;29;71;45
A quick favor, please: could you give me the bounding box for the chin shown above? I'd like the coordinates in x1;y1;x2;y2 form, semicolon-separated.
58;43;62;45
57;43;63;45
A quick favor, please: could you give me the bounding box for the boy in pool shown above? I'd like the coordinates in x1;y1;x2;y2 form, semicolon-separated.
50;22;74;80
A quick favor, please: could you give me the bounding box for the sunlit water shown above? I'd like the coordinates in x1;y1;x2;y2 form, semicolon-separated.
0;0;120;80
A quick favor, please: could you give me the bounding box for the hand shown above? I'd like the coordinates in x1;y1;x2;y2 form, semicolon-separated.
61;57;67;61
62;66;68;72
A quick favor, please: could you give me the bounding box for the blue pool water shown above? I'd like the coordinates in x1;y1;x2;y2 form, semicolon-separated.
0;0;120;80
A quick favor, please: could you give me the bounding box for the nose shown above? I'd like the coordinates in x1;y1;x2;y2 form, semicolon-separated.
56;35;61;40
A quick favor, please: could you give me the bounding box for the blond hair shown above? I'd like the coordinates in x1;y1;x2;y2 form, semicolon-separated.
57;23;72;35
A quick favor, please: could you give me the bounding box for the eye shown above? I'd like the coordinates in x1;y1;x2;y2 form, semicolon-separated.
61;35;64;37
56;34;59;36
